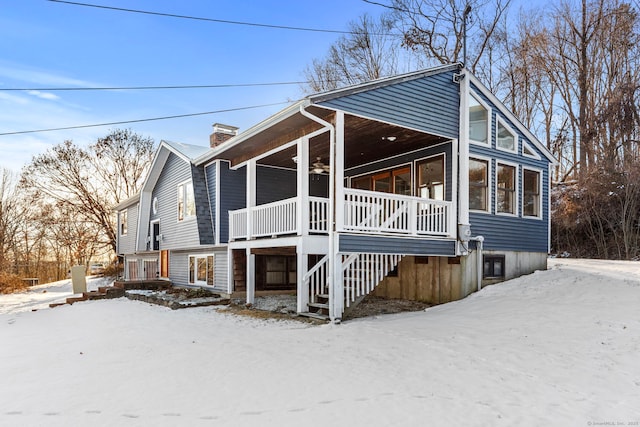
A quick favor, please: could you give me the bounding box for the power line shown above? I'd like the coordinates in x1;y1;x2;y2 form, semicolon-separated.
47;0;399;36
0;101;289;136
0;81;306;92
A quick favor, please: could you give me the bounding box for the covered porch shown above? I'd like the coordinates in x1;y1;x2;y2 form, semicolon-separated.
216;102;460;321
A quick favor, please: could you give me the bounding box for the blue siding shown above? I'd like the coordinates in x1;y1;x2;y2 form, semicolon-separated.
347;142;453;201
219;162;246;243
318;71;460;138
205;162;217;239
468;83;549;253
169;248;228;292
150;153;201;250
339;234;456;256
192;164;214;245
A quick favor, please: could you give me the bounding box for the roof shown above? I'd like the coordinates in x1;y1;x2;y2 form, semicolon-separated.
162;140;210;161
112;193;140;211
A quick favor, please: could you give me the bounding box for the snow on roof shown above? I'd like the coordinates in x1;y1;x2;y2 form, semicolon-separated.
162;139;211;160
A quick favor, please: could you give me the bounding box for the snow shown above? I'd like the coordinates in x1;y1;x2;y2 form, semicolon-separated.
1;259;639;426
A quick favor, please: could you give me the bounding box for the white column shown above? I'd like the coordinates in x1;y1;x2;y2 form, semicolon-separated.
332;111;345;321
335;111;345;232
296;138;310;236
296;241;308;313
246;248;255;305
246;159;256;240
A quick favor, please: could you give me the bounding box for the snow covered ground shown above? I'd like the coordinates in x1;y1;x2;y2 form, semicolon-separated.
1;259;639;427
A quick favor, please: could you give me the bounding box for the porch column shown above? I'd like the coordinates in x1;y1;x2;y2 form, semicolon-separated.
296;241;308;313
332;111;345;319
246;247;255;305
296;137;310;236
246;159;256;240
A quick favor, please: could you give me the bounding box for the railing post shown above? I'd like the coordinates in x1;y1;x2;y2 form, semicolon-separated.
246;159;256;240
297;137;309;236
409;199;418;236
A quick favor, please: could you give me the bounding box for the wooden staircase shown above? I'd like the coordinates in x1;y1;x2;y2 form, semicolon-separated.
299;253;403;321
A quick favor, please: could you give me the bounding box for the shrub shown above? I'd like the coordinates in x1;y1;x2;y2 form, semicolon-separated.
0;272;30;294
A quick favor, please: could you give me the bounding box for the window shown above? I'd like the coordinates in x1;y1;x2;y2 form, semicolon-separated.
469;158;489;211
497;163;517;215
120;210;128;236
177;181;196;221
483;255;505;279
417;154;445;200
351;165;412;195
469;92;489;144
496;117;517;152
522;141;540;159
188;254;214;286
523;169;541;218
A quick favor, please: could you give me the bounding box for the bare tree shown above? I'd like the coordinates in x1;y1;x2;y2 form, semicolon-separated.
303;13;405;93
0;168;20;272
20;129;154;255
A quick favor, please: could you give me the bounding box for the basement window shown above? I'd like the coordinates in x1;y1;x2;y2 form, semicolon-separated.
483;255;505;279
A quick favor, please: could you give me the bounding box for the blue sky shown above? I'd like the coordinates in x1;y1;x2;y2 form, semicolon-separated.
0;0;384;171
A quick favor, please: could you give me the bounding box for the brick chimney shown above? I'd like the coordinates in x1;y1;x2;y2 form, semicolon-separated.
210;123;239;148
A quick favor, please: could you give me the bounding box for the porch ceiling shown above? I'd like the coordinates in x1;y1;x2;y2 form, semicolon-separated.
223;107;449;170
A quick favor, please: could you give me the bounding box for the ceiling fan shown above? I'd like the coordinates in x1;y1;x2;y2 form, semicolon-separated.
310;157;330;174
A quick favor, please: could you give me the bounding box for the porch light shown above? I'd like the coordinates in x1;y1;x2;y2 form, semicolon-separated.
382;136;397;142
292;156;298;164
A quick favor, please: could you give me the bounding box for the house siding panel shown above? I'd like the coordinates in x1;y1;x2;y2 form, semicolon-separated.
318;72;460;138
150;153;200;250
192;164;214;245
469;83;549;253
169;248;228;292
339;234;456;256
219;162;246;244
205;162;217;240
117;203;139;255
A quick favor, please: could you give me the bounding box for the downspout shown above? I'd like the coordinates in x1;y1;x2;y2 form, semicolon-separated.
299;105;339;322
470;235;484;292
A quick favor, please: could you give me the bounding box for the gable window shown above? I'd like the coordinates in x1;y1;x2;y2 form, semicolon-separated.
120;210;128;236
523;169;541;218
469;92;490;145
417;154;445;200
469;158;489;212
483;255;505;279
496;117;517;152
188;254;214;286
177;181;195;221
497;163;517;215
522;141;540;159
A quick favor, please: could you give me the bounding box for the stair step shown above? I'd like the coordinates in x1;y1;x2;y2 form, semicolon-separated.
66;295;88;304
299;311;330;321
83;291;107;300
308;302;329;310
49;302;67;308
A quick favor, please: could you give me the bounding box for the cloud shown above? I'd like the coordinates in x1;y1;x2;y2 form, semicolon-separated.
27;90;60;101
0;60;101;88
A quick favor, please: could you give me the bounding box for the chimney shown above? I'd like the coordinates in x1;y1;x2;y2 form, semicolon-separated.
210;123;239;148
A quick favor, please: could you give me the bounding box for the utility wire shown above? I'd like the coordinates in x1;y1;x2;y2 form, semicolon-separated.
0;101;289;136
0;81;306;92
47;0;399;36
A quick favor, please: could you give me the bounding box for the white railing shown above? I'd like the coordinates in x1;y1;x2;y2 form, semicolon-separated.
229;196;330;240
303;254;329;304
309;197;329;233
343;188;454;237
343;253;403;308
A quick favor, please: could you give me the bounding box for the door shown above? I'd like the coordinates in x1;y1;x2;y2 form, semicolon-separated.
160;250;169;278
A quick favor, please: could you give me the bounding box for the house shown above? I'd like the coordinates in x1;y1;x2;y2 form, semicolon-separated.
115;63;554;322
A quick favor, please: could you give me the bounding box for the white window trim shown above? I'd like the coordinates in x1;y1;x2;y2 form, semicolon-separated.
495;116;518;154
188;253;215;287
469;90;492;147
120;210;128;236
177;180;196;223
469;154;492;215
522;166;543;220
522;141;542;160
495;160;519;217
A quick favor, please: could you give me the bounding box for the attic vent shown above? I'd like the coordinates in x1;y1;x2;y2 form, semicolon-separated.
210;123;239;148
